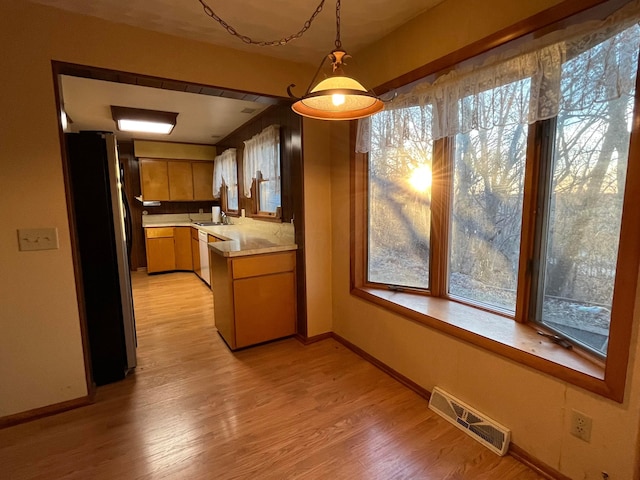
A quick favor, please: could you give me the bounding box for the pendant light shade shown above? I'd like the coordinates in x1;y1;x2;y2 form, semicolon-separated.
287;5;385;122
291;74;384;120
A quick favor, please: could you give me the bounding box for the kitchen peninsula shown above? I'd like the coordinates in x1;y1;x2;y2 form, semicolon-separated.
142;214;298;350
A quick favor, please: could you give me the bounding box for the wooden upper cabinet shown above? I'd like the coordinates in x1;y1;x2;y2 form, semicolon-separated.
168;161;194;201
192;162;215;201
140;159;170;201
140;159;214;202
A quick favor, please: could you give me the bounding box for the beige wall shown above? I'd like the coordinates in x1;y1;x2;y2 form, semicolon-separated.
327;0;640;478
3;0;639;478
0;0;312;417
354;0;568;89
329;124;640;479
302;119;333;337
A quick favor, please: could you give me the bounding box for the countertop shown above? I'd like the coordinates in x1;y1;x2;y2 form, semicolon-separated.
143;219;297;258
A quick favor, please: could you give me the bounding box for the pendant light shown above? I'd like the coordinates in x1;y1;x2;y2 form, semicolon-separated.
287;0;384;121
199;0;383;120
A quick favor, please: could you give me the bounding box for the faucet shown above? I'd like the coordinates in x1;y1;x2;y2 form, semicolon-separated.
220;211;228;225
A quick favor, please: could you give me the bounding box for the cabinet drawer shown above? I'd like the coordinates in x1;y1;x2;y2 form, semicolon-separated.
191;227;199;240
146;227;174;238
232;251;295;279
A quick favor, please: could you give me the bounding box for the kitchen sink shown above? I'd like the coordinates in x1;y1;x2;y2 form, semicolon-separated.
193;221;224;226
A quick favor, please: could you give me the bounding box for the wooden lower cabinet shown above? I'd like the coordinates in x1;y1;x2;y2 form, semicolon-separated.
211;250;296;350
174;227;192;270
146;236;176;273
145;227;192;273
191;227;201;277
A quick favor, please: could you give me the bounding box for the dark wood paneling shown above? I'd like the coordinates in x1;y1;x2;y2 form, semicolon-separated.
54;62;290;105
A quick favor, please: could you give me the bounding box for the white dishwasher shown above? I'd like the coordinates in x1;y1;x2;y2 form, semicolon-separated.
198;229;210;286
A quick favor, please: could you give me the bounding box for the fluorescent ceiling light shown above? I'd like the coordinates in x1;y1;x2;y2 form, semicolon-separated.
117;119;174;134
111;106;178;135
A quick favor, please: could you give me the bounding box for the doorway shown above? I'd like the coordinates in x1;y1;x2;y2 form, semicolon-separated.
53;62;307;392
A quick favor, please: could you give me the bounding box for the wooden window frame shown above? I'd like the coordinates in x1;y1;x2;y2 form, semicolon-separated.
350;0;640;402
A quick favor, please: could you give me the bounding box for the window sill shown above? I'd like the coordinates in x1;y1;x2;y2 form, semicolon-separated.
351;286;616;399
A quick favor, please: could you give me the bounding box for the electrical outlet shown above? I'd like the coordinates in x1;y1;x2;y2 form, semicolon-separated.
17;228;59;251
570;409;592;442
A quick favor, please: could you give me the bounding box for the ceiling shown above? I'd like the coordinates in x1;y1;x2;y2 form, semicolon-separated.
45;0;445;145
30;0;444;64
61;75;268;144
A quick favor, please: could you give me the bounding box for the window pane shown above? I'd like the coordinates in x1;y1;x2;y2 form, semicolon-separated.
258;178;279;213
368;107;432;289
449;80;529;312
539;90;635;356
227;183;239;211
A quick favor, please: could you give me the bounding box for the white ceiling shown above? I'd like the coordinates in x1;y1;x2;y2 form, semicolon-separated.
61;75;268;144
45;0;445;145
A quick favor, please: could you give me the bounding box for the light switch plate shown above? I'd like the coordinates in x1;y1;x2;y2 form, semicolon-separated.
18;228;59;251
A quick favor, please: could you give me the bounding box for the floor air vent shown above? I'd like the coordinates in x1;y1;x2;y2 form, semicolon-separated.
428;387;511;456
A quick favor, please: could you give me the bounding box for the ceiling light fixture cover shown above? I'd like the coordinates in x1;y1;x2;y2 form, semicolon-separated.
287;1;384;121
111;106;178;134
289;50;383;121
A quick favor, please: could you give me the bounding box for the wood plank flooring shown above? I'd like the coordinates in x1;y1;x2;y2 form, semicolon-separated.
0;272;544;479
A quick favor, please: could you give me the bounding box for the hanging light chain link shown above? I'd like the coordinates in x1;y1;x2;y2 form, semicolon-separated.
198;0;327;47
335;0;342;50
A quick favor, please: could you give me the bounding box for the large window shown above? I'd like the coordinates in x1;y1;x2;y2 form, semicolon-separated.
536;58;636;356
353;6;640;401
368;107;432;289
450;80;530;312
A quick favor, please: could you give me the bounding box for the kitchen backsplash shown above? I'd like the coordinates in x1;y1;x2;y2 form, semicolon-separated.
142;213;295;241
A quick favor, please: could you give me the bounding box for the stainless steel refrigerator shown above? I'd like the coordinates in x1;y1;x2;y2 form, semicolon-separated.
66;131;137;385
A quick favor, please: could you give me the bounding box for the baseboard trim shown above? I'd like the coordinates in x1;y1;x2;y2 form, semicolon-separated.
0;395;92;429
295;332;333;345
331;333;431;401
330;333;569;480
509;444;571;480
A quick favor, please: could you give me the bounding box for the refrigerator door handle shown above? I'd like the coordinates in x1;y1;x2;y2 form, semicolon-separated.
122;192;133;264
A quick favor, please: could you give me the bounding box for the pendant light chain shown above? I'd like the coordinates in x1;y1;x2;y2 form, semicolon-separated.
335;0;342;50
198;0;327;46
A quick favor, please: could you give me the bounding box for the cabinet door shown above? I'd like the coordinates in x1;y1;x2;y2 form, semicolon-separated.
174;227;193;270
233;271;296;348
146;237;176;273
191;236;201;276
192;162;215;200
168;161;194;201
140;159;169;201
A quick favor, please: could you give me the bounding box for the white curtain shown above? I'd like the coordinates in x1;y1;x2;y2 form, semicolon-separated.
242;124;280;198
212;148;237;198
356;0;640;152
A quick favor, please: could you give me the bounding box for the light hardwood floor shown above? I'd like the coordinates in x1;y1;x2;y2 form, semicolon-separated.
0;272;544;479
